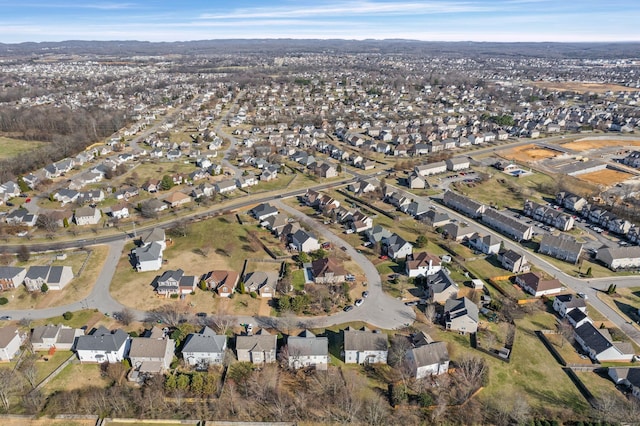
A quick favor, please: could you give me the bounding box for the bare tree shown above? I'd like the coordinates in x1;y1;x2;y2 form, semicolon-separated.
19;354;39;389
557;318;574;348
454;355;488;402
36;213;59;232
0;369;21;410
116;307;135;326
146;305;183;327
206;301;236;335
423;303;437;325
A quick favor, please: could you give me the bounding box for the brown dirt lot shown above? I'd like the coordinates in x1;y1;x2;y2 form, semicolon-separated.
0;419;95;426
531;81;640;94
499;144;560;163
561;138;640;151
576;169;634;185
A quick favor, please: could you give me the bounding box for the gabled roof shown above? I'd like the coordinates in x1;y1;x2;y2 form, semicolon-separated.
444;297;479;323
182;326;227;353
288;330;328;357
129;337;173;359
555;294;587;309
407;341;449;367
343;328;388;352
74;327;129;352
311;257;347;279
236;331;277;353
575;322;613;355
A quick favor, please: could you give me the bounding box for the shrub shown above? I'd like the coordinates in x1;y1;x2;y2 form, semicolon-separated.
40;283;49;293
170;294;179;299
62;311;73;320
249;291;258;299
0;297;8;305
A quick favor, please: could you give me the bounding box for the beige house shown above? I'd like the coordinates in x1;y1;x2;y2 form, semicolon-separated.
236;329;277;364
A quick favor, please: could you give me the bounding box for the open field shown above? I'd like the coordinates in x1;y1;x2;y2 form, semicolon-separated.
575;168;634;185
499;144;560;163
0;246;109;310
531;81;640;94
0;137;47;159
452;167;557;209
561;138;640;151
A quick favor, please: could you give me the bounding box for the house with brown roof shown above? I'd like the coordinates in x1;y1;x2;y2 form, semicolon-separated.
202;270;240;297
406;252;442;278
311;257;348;284
515;272;563;297
0;326;26;361
164;192;191;208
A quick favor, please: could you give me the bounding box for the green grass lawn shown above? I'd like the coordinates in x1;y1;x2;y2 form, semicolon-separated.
0;137;47;159
292;269;306;291
33;350;74;383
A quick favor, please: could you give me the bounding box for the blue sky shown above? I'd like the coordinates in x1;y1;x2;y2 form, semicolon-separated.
0;0;638;43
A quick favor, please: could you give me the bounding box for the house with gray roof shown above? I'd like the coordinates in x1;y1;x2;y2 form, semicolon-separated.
539;234;583;264
383;233;413;260
74;206;101;226
553;294;587;318
443;191;486;218
0;326;26;361
155;269;196;297
426;269;459;303
441;222;477;241
251;203;279;221
181;326;227;369
132;241;164;272
286;330;329;370
444;297;479;334
364;225;393;245
482;208;533;242
290;229;320;253
0;266;26;291
596;246;640;271
419;210;450;228
24;265;73;291
498;249;530;273
608;368;640;400
243;271;277;298
574;322;634;362
446;157;470;171
74;327;130;364
342;327;388;365
403;200;430;217
128;334;175;374
236;329;277;364
405;340;450;379
468;232;501;255
415;161;447;177
31;324;84;351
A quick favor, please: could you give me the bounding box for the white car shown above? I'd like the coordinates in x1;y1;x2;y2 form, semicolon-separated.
246;323;254;334
354;298;364;307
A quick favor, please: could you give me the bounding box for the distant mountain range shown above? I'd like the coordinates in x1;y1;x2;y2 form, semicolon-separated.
0;39;639;59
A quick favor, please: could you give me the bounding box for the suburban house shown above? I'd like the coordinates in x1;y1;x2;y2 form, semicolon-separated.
286;330;329;370
0;266;26;290
444;297;479;334
263;214;288;234
538;234;583;264
243;271;277;298
342;327;388;365
420;210;450;228
407;172;427;189
0;326;26;361
426;270;459;303
236;329;278;364
405;340;450;378
348;179;377;195
403;200;430;217
215;179;238;194
164;192;191;208
445;157;470;171
566;308;592;329
5;208;38;226
251;203;279;221
181;326;227;369
31;324;84;351
574;322;634;362
482;209;533;241
553;294;587;318
608;368;640;400
364;225;393;245
441;222;476;241
383;233;413;260
290;229;321;253
109;203;130;219
497;249;530;273
74;207;101;226
443;191;486;218
415;161;447;177
406;251;442;277
155;269;197;297
202;270;240;297
311;257;348;284
596;246;640;271
515;272;564;297
132;241;164;272
74;327;131;364
128;333;175;375
468;233;501;255
23;265;74;291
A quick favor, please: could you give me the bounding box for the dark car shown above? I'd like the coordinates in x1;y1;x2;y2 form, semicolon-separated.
362;291;369;298
196;312;207;318
343;305;354;312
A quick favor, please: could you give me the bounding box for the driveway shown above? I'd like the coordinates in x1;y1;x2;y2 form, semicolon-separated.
274;199;416;330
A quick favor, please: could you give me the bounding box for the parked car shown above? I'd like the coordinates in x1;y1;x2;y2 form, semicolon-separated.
354;298;364;307
404;301;418;306
0;316;11;321
362;291;369;298
343;305;354;312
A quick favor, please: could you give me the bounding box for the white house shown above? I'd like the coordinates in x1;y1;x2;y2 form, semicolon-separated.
236;330;277;364
290;229;320;253
0;326;25;361
74;327;130;364
553;294;587;318
181;326;227;369
31;324;84;351
342;327;388;365
405;341;450;379
132;241;164;272
287;330;329;370
74;207;101;226
406;252;442;277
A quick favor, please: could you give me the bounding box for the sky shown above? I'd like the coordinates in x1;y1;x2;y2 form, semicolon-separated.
0;0;639;44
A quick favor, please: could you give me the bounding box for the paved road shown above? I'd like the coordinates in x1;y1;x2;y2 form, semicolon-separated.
383;180;640;346
274;200;416;330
